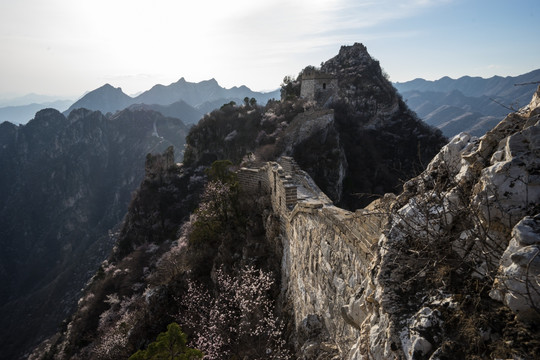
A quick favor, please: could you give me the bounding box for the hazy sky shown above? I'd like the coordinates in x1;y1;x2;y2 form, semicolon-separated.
1;0;538;98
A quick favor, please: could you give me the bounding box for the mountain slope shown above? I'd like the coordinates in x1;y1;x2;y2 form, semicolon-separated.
0;108;188;360
0;100;72;125
127;100;204;125
319;43;447;208
394;69;539;137
64;84;133;115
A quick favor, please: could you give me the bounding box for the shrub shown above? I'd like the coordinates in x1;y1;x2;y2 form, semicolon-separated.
129;322;202;360
178;267;290;359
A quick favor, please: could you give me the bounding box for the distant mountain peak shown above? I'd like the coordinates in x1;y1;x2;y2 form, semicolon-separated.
174;76;188;86
99;83;120;90
393;68;540;137
203;78;219;85
65;77;279;119
64;84;132;115
234;85;250;91
94;83;127;94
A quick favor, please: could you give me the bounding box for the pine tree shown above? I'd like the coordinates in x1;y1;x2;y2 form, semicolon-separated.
129;322;203;360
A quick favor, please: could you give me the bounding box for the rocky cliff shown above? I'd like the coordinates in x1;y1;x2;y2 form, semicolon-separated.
0;108;188;360
351;86;540;359
318;44;448;209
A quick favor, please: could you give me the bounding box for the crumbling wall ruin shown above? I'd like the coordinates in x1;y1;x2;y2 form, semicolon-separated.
237;156;387;358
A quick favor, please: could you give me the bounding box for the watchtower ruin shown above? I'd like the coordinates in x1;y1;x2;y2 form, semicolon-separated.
300;68;338;104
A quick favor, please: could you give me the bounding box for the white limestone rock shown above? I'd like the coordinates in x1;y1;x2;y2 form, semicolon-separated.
490;215;540;321
400;307;442;360
473;119;540;228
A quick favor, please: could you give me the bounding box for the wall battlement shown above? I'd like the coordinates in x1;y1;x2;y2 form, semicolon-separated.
238;156;330;214
238;157;304;215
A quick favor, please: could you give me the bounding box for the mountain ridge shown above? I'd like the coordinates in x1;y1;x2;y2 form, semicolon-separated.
394;69;539;137
64;78;280;123
0;100;73;125
5;45;538;359
394;68;540;98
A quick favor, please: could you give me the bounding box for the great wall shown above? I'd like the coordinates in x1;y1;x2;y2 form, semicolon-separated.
238;157;387;356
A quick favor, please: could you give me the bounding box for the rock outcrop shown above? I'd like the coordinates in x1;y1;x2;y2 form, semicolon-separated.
356;86;540;359
318;43;447;209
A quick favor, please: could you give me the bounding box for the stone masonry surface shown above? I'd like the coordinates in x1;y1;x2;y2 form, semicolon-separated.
238;157;386;357
300;70;338;104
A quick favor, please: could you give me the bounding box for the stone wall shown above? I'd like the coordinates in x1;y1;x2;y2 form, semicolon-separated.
283;199;386;358
236;167;269;195
237;157;387;358
238;157;301;216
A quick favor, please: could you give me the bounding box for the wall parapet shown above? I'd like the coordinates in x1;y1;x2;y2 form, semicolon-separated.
237;167;269;195
288;202;380;257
